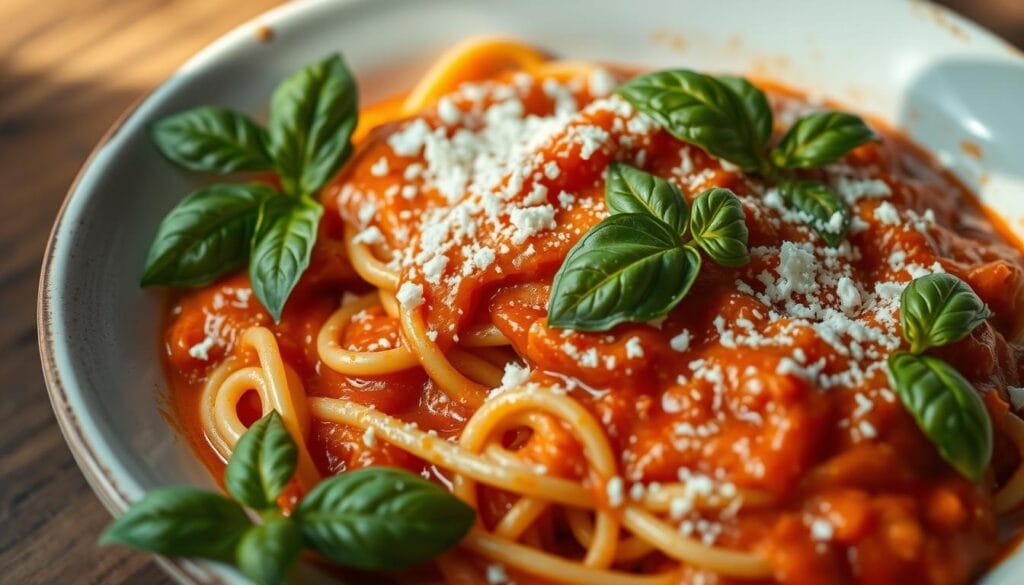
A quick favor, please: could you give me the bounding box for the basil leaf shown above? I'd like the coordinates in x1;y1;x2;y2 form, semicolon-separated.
548;214;701;331
268;54;358;197
141;184;275;287
887;352;992;482
900;273;990;354
250;196;323;322
605;163;688;234
779;180;850;247
237;513;301;585
715;75;773;151
688;187;749;267
151;106;272;173
770;112;876;169
225;411;298;510
294;467;474;570
616;70;763;171
100;488;251;563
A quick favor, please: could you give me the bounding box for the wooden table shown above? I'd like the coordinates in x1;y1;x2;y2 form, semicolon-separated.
0;2;283;582
0;1;1020;584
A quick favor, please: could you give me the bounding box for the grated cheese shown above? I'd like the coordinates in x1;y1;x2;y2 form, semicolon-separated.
606;476;625;507
370;156;389;177
362;427;377;448
668;330;691;353
587;68;618;97
396;282;424;310
486;564;511;585
575;125;610;160
873;201;901;226
437;96;462;126
625;336;644;358
352;226;384;245
810;518;834;541
509;205;557;245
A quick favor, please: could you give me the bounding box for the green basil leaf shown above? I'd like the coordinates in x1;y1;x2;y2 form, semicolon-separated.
250;196;323;322
779;180;850;247
100;488;251;563
887;352;992;482
268;54;358;197
547;213;701;331
605;163;688;234
294;467;474;570
225;411;298;510
688;187;749;267
141;184;275;287
151;106;272;173
616;70;764;171
900;273;990;354
770;111;876;169
236;513;301;585
715;75;773;151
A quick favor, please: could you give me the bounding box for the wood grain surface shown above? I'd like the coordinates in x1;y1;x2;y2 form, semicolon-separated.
0;2;283;583
0;1;1020;584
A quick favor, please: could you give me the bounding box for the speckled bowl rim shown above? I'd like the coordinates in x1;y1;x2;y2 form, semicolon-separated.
36;1;1024;584
37;99;224;585
35;58;232;585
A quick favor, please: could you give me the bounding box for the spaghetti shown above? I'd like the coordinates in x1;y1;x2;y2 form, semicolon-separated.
163;38;1024;584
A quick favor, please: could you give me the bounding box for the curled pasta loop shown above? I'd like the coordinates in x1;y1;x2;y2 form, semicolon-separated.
200;327;320;491
344;224;399;292
459;323;511;348
399;306;488;407
317;292;419;376
403;37;547;113
565;508;655;563
454;389;620;568
307;389;771;582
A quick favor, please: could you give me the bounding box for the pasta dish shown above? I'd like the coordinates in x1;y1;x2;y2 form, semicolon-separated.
107;38;1024;585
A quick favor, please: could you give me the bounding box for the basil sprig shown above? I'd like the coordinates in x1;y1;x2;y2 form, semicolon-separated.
267;55;358;198
143;54;358;321
296;468;475;570
103;411;474;585
617;70;876;247
689;187;750;267
606;162;688;234
547;214;701;330
100;488;252;564
151;106;273;173
225;411;298;510
249;196;325;322
140;184;274;287
779;180;850;247
771;112;877;169
888;353;992;482
616;71;764;171
548;164;747;331
236;512;302;585
888;273;993;482
899;273;991;354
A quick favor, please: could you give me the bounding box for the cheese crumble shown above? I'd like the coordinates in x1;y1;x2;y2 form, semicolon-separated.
396;282;424;310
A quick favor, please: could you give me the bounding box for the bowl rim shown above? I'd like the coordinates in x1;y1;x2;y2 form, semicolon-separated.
36;93;222;584
35;56;232;585
35;0;1024;583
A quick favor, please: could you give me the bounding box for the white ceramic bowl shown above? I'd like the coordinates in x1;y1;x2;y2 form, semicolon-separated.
38;0;1024;582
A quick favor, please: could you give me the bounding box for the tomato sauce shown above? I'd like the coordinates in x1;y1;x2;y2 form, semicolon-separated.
162;68;1024;583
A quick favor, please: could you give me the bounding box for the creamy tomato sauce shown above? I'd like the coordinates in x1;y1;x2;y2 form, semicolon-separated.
163;67;1024;584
